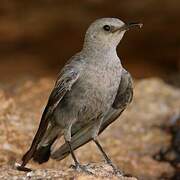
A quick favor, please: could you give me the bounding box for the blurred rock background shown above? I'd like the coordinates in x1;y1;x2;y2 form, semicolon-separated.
0;1;180;179
0;0;179;83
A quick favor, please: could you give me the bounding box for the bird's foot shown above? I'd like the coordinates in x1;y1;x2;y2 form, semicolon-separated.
112;166;123;176
70;164;93;175
105;161;123;176
113;169;123;176
110;165;133;178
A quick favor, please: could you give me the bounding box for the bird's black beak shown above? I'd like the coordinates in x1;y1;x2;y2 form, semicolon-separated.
113;22;143;33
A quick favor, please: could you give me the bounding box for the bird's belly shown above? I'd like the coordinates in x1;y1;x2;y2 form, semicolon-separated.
72;66;121;118
55;63;121;126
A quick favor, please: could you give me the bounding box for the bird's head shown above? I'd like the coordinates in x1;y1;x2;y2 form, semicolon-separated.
83;18;142;51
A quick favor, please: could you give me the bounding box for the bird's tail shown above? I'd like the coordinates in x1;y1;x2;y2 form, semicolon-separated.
32;125;62;164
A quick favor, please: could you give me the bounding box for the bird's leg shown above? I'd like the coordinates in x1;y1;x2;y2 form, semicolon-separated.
66;140;92;174
66;140;79;167
93;138;123;176
64;125;79;167
91;116;122;175
64;124;92;174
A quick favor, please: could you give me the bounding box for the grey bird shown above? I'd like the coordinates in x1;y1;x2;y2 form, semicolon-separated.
17;18;142;174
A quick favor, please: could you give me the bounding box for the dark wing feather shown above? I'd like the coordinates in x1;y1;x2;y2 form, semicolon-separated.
20;66;79;168
51;68;133;160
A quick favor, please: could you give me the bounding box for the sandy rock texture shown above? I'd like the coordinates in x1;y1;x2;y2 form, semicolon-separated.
0;77;179;179
1;163;137;180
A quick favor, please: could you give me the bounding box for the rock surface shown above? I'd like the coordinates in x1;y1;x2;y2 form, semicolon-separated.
0;77;179;179
1;163;137;180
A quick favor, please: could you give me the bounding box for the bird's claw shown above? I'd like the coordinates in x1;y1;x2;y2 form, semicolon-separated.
112;167;123;176
112;166;133;178
107;163;123;176
70;164;93;175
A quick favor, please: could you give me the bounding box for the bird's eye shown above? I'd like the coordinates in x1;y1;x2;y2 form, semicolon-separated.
103;25;111;31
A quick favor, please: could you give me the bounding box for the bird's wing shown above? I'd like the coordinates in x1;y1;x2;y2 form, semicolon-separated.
20;65;79;167
51;68;133;160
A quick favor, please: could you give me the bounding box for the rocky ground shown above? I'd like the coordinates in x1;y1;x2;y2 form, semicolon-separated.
0;77;179;179
1;163;137;180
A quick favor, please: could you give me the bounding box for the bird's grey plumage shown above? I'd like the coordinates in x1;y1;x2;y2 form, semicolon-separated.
51;68;133;160
21;60;80;165
18;17;142;172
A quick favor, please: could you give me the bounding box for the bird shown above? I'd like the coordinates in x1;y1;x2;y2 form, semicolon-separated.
17;18;142;174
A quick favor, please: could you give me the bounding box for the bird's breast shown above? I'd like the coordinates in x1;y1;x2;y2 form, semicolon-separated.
77;58;122;107
55;58;122;125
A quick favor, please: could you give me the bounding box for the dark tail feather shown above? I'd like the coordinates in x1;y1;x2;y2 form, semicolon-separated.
33;145;51;164
21;106;51;167
33;134;58;164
